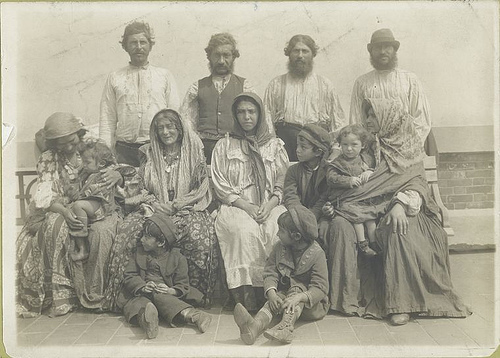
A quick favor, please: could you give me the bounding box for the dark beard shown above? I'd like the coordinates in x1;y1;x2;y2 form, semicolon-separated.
209;60;234;76
370;52;398;71
288;58;313;78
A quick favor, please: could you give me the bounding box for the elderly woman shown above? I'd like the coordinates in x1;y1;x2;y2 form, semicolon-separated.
16;113;123;317
323;98;470;325
211;93;289;312
104;109;219;311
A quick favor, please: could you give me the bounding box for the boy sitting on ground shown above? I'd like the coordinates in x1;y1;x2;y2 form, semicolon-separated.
117;214;212;339
233;205;329;345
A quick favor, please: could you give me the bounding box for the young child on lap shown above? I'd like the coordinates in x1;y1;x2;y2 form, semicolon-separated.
233;206;329;345
68;140;117;261
117;214;212;339
325;124;378;257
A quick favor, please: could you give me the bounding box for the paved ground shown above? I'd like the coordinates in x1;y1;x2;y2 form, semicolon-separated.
10;251;498;358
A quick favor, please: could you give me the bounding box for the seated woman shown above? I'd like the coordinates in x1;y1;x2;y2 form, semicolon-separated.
104;109;219;311
16;112;123;317
211;92;289;312
322;98;471;324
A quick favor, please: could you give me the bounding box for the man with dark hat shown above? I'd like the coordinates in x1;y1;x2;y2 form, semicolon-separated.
349;28;434;154
100;21;180;166
264;34;345;161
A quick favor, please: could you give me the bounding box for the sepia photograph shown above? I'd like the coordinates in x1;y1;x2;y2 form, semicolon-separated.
1;1;498;357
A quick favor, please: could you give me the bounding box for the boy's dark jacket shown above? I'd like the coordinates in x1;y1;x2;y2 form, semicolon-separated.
117;246;203;309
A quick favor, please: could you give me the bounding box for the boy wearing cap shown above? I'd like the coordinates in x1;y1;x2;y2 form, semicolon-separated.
233;206;329;345
117;214;212;339
283;123;332;219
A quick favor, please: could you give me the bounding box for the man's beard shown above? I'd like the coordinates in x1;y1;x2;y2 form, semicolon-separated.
288;58;313;78
370;52;398;71
209;60;234;76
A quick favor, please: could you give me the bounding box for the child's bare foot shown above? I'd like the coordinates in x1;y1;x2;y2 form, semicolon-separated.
358;240;377;257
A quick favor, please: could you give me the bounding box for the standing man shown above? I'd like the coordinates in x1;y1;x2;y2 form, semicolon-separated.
180;33;255;163
100;21;180;166
264;34;345;161
350;28;435;154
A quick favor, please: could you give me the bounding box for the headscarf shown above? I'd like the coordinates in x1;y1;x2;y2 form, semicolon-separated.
362;98;425;174
141;109;211;210
230;92;274;205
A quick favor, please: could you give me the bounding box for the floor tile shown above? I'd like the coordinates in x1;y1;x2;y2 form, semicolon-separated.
347;316;385;326
450;314;496;347
22;317;66;334
420;321;480;347
352;325;397;346
16;332;49;346
106;335;143;345
64;312;100;325
316;317;353;333
177;332;216;346
321;331;360;345
291;322;321;340
17;317;39;333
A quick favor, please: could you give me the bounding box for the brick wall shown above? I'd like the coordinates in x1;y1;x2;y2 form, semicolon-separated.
438;152;495;209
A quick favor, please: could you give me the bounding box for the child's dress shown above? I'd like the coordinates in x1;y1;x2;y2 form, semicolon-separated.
75;171;117;222
326;152;387;224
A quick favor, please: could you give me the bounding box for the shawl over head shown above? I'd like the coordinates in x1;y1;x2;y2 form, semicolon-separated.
297;123;332;165
140;109;211;210
230;92;275;205
362;98;425;174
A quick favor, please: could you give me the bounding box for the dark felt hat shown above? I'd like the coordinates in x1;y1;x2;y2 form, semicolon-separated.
43;112;84;140
146;214;178;246
298;124;332;154
367;28;400;52
288;205;318;243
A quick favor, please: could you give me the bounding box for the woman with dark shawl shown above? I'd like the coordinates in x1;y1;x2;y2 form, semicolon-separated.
103;109;219;311
211;93;289;312
323;98;470;325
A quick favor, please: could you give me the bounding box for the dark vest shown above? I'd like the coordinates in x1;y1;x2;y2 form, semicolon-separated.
197;74;245;137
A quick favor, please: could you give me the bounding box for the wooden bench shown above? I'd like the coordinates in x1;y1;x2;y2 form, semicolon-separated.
16;156;453;236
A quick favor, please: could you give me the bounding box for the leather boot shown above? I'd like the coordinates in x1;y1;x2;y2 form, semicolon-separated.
182;308;212;333
137;302;159;339
233;303;272;345
263;307;301;344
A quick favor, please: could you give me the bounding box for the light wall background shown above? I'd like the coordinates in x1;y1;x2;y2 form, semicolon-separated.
2;1;498;161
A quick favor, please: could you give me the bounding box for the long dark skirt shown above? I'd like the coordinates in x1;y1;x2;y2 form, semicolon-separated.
376;211;471;317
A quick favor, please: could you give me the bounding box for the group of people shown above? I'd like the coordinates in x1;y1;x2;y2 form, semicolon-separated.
16;21;470;345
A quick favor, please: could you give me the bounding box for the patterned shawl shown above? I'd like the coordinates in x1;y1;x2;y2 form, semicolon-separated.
230;92;275;205
362;98;425;174
140;109;211;211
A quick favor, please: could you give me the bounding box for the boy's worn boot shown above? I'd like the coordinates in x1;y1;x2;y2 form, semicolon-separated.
233;303;272;345
138;302;159;339
263;307;300;344
182;308;212;333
